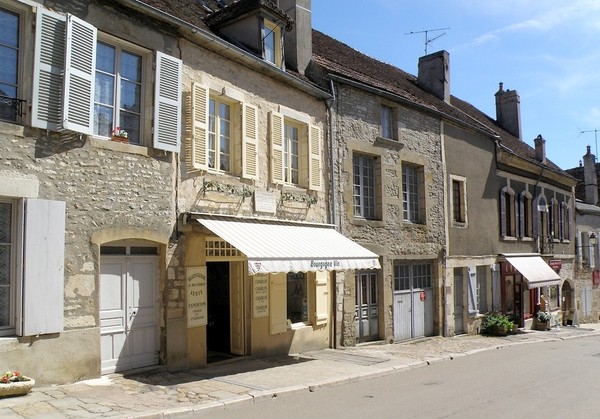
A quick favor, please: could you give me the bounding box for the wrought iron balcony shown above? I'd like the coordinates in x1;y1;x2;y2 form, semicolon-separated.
0;95;26;122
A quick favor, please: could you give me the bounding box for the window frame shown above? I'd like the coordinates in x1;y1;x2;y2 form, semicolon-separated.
286;271;309;325
207;95;240;174
380;104;397;140
0;4;24;124
0;199;17;336
93;34;149;145
450;175;467;226
353;153;377;220
500;186;516;238
283;120;301;185
262;19;282;68
402;163;424;224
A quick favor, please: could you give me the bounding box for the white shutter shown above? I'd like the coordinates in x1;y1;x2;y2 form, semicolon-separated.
242;103;259;180
269;111;284;184
21;199;66;336
154;51;182;152
308;124;322;191
467;266;477;315
62;14;96;134
269;273;287;334
31;9;66;130
314;271;328;325
185;82;209;171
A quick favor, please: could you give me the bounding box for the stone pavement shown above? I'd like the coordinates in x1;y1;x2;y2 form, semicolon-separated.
2;324;600;418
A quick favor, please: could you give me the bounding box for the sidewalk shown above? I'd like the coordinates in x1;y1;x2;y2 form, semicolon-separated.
2;324;600;418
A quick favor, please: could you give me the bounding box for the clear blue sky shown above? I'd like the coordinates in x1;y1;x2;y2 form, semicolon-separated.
312;0;600;170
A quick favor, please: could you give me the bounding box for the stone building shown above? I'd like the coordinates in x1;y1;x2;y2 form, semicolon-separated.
0;0;378;385
566;146;600;324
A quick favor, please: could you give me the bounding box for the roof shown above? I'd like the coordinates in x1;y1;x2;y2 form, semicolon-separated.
204;0;292;30
311;29;570;178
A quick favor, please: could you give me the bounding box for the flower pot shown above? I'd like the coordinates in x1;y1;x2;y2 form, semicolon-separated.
536;322;549;331
111;135;128;143
0;378;35;398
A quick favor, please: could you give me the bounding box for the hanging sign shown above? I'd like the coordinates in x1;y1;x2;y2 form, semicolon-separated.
186;266;207;328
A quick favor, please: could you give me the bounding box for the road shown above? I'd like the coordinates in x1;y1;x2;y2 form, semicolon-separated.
196;336;600;419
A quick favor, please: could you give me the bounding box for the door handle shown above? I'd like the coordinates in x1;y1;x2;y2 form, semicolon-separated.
130;310;138;320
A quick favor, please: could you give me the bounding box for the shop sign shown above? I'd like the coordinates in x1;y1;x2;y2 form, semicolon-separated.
501;262;517;275
186;266;207;328
253;274;269;318
593;270;600;286
549;259;562;272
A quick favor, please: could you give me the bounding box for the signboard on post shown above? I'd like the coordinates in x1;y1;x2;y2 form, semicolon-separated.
186;266;207;328
253;274;269;318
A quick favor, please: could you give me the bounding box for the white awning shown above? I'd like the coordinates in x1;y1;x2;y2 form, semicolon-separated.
194;216;381;274
504;255;561;288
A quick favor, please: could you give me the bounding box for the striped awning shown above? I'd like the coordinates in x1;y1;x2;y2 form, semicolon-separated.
193;216;381;274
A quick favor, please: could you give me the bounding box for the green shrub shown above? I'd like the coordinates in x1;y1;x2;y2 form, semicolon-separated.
482;312;514;336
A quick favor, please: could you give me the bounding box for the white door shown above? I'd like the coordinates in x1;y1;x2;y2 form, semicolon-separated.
393;263;434;341
355;271;379;342
100;256;158;374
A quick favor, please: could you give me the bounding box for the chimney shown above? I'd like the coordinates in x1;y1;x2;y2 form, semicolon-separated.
417;50;450;104
583;145;598;205
279;0;312;75
534;134;546;164
495;82;522;140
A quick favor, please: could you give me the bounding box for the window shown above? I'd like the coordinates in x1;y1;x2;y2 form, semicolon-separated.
451;176;466;224
518;192;533;238
0;197;65;337
32;9;182;152
535;195;548;238
380;105;396;139
0;7;20;122
208;98;232;172
394;263;432;291
402;163;423;223
500;186;515;237
549;199;559;239
561;201;571;241
94;41;143;144
0;201;14;334
262;20;282;67
353;154;376;219
269;111;322;191
287;272;307;324
186;82;258;179
284;122;300;184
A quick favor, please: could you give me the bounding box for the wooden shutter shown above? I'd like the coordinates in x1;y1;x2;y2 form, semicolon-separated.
467;266;477;315
62;14;96;134
491;264;501;312
185;82;209;171
21;199;65;336
518;194;524;238
314;271;328;326
31;9;66;131
269;111;284;184
308;124;322;191
269;273;287;334
153;51;182;152
242;103;259;180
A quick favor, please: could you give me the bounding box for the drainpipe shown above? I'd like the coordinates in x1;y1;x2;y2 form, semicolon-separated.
326;77;338;348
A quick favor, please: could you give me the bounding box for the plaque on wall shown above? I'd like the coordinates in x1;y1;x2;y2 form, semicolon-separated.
186;266;207;328
253;274;269;318
254;191;276;214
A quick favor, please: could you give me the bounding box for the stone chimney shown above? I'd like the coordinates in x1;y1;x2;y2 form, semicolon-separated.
583;145;598;205
417;50;450;104
495;82;522;140
534;134;546;164
279;0;312;75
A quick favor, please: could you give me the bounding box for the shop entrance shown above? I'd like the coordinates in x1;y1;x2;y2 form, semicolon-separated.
206;261;245;362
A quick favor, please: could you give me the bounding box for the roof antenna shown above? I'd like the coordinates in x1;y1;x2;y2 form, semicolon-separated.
405;27;450;55
578;127;600;162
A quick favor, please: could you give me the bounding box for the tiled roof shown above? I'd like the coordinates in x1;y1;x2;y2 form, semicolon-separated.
137;0;216;30
311;29;569;176
204;0;291;29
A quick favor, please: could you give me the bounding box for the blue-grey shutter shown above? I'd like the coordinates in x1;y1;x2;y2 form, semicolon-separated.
153;51;182;152
31;8;66;130
21;199;65;336
499;190;506;237
467;266;477;315
63;14;96;134
492;264;501;311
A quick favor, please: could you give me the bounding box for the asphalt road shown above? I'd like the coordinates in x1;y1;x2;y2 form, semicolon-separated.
197;336;600;419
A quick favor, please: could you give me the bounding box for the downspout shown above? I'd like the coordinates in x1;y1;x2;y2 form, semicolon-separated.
326;77;338;348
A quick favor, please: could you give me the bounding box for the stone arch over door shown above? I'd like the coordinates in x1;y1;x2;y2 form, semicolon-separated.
561;279;574;318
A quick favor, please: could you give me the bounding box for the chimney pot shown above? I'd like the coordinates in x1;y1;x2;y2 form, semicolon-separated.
583;146;599;205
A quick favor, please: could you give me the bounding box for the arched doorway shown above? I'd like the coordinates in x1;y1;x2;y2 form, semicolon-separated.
561;280;574;325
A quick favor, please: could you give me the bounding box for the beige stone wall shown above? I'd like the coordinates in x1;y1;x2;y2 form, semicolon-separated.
331;84;446;345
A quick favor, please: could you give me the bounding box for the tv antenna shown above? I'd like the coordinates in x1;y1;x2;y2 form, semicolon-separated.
405;27;450;54
578;128;600;161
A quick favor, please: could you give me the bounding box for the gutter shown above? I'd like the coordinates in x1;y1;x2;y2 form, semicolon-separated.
116;0;331;99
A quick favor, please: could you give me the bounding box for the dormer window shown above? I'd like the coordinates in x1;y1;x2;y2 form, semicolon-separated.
262;20;282;67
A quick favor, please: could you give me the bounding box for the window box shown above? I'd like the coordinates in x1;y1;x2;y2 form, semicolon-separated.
111;135;128;143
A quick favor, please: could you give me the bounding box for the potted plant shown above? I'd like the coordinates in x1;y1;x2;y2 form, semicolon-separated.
0;371;35;398
481;312;514;336
111;127;128;143
536;311;551;331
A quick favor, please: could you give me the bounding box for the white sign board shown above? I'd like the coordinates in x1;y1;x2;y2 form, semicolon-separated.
254;191;276;214
187;266;207;328
253;274;269;318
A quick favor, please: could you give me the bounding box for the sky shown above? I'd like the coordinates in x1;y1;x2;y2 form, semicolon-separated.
311;0;600;170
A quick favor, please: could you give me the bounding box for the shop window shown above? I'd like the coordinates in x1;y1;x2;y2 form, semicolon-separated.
287;272;307;324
